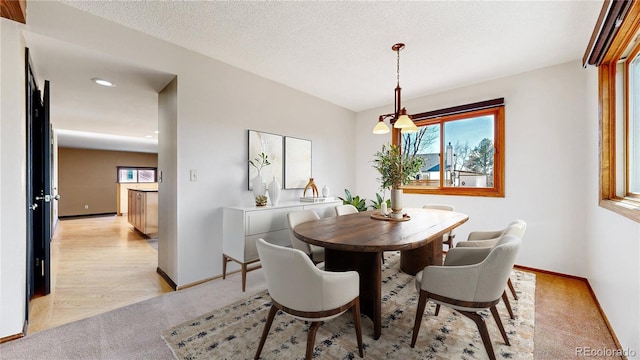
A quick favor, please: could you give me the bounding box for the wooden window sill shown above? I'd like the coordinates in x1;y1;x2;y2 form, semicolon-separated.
599;198;640;223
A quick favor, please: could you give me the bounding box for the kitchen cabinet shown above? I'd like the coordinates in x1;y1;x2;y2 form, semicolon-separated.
128;189;158;236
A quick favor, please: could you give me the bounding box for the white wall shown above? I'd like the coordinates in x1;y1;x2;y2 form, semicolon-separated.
0;18;27;338
355;61;639;356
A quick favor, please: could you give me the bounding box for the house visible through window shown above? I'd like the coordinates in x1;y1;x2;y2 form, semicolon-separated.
396;98;505;197
117;167;157;183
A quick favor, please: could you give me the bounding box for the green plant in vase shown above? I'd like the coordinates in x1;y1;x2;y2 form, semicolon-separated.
372;144;424;218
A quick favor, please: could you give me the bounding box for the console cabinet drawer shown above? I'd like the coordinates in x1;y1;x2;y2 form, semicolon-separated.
246;207;300;235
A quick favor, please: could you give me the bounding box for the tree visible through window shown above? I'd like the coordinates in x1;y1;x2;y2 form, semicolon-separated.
396;99;504;197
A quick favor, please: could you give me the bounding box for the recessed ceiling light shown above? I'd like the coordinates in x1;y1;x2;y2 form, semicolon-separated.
145;135;153;138
91;78;115;87
154;130;159;134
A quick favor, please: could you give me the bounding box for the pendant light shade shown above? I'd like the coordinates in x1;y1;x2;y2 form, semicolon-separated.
393;108;415;129
401;121;419;133
373;117;391;134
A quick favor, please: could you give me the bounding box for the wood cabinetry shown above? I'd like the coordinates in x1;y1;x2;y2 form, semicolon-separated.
117;182;158;215
127;189;158;236
222;200;341;291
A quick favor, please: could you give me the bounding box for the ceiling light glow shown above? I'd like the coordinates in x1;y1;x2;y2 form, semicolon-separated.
92;78;115;87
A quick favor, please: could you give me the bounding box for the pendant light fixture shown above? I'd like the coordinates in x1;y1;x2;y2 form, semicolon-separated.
373;43;418;134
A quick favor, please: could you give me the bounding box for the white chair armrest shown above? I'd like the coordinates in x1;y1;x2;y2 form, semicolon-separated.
444;247;492;266
467;230;503;240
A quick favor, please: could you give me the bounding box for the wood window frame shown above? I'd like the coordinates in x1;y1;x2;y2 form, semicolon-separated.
393;99;505;197
594;1;640;223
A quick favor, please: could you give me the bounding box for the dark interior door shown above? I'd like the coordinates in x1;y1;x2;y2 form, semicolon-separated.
26;48;52;310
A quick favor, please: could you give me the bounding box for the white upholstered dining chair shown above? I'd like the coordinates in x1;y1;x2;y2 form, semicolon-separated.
455;219;527;319
411;234;521;360
254;238;363;360
423;204;456;249
287;210;325;264
334;204;358;216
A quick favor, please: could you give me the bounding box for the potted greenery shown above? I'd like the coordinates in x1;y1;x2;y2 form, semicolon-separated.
372;144;424;218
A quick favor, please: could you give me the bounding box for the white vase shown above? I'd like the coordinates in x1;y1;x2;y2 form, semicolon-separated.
321;185;330;198
252;171;266;198
390;188;403;219
268;177;280;205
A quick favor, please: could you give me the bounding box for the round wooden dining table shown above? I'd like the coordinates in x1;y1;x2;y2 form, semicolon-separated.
293;207;468;339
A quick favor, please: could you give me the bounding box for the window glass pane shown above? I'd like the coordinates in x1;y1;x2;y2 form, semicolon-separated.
630;52;640;194
138;169;156;183
119;169;137;183
444;116;494;188
402;124;440;188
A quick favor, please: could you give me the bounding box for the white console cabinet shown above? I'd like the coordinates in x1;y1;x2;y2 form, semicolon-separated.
222;200;341;291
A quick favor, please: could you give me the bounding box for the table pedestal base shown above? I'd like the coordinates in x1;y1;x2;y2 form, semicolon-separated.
400;236;443;275
324;249;382;339
324;239;443;340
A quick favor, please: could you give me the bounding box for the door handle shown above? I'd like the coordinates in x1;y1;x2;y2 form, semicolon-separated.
53;194;60;200
29;203;38;211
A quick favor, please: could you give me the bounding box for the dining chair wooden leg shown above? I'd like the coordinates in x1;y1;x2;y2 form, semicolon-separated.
460;310;497;360
254;305;278;360
352;298;364;357
411;290;429;347
490;305;510;345
434;304;440;316
502;291;515;319
305;321;323;360
508;278;518;300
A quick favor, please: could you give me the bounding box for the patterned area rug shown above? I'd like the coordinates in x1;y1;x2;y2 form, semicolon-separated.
162;252;535;359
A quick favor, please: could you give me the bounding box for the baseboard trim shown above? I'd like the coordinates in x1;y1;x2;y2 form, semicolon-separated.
156;267;177;290
0;320;26;344
514;264;625;357
176;274;224;291
0;332;24;344
59;212;117;219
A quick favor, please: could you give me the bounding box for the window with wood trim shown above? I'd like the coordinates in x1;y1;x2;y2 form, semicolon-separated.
587;0;640;222
394;99;505;197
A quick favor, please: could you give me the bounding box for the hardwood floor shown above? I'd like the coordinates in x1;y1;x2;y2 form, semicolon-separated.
27;215;172;334
27;215;622;359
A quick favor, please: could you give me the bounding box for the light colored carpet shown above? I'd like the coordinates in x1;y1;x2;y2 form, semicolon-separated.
162;253;535;360
0;266;269;360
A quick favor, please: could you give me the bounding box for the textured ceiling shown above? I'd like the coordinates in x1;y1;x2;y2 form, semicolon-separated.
26;1;603;151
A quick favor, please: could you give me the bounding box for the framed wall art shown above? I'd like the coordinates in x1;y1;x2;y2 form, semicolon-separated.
284;136;312;189
248;130;283;191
